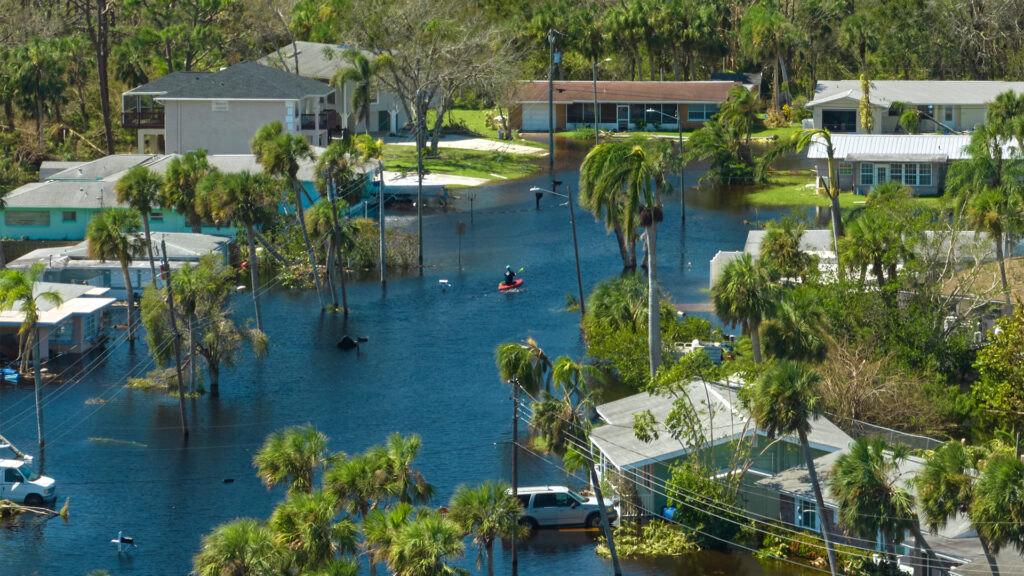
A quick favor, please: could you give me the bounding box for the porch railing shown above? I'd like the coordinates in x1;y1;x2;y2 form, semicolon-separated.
122;110;165;129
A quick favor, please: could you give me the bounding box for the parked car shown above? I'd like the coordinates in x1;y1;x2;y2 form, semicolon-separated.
0;459;56;506
511;485;617;530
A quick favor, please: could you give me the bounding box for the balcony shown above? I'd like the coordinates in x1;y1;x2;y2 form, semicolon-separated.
300;110;340;131
122;110;165;129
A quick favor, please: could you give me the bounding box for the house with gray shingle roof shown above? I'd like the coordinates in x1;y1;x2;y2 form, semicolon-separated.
121;61;336;155
258;41;410;136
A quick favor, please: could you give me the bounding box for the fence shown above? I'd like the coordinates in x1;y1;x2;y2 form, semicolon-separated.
836;416;945;452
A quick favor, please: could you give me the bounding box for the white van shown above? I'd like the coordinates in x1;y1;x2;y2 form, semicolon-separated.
0;459;56;506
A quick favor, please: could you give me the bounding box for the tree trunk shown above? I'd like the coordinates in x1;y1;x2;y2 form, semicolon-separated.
798;429;839;576
486;542;494;576
208;360;220;396
33;333;44;450
122;261;135;345
324;238;338;309
979;535;1001;576
95;0;114;155
996;232;1010;305
188;314;196;394
327;174;348;316
292;178;325;309
647;221;660;378
252;229;289;265
430;97;448;155
750;319;762;364
588;458;622;575
246;226;263;332
36;71;44;150
142;216;157;284
613;224;634;270
772;48;781;110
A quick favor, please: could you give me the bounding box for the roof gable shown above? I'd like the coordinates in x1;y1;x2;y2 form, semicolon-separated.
259;41;375;81
157;61;333;101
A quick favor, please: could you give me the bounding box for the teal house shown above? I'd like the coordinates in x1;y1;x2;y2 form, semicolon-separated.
589;380;852;523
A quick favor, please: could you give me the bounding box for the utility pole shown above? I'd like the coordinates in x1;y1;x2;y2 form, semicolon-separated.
161;239;189;439
547;28;557;208
378;160;387;290
511;377;519;576
679;113;685;225
593;58;600;147
567;186;585;323
416;89;424;274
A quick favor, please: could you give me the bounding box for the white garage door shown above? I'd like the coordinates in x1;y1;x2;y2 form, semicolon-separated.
521;104;552;132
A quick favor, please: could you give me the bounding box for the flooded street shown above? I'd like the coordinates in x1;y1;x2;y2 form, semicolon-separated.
0;141;815;575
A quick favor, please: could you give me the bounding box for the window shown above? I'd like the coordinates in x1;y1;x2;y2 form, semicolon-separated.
904;163;917;186
822;109;856;132
370;91;379;105
211;100;229;112
566;103;595;124
944;107;954;122
890;163;903;182
688;104;718;122
326;92;336;105
860;163;874;186
4;210;50;226
149;212;164;222
62;211;76;222
517;495;531;509
600;103;616;124
798;500;818;530
4;468;22;483
553;493;573;507
533;493;558;508
919;164;932;186
838;163;853;176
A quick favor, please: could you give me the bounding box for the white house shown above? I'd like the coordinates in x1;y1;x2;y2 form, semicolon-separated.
806;80;1024;134
0;282;115;359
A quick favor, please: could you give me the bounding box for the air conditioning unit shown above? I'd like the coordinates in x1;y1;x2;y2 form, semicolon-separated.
943;315;957;332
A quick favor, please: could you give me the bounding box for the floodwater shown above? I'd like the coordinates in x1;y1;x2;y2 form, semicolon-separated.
0;140;817;575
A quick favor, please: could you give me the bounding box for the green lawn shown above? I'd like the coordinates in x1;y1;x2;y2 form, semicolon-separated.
381;144;540;181
746;170;945;209
426;109;547;149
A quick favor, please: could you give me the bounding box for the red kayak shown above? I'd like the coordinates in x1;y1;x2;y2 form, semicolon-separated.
499;278;524;291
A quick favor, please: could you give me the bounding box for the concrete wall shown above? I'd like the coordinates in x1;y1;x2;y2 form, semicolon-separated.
959;105;986;131
165;99;292;154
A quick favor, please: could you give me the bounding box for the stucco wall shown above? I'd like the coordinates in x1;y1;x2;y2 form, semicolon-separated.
0;208;235;240
333;81;410;133
165;100;291;154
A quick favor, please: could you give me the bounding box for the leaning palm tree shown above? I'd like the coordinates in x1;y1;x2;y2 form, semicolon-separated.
829;437;919;562
252;121;325;308
387;509;468;576
193;518;281;576
306;198;351;312
578;142;637;269
448;481;523;576
115;164;163;282
162;149;210;233
253;425;330;494
331;50;380;135
269;489;357;574
86;208;145;345
197;170;279;332
363;502;414;576
747;361;839;576
789;129;844;251
711;253;778;364
0;263;62;449
494;338;552;395
314;140;358;314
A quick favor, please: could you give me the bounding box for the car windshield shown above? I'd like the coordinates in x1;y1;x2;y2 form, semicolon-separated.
568;490;585;503
17;464;39;482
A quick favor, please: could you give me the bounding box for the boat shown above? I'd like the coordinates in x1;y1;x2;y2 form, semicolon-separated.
2;367;19;384
499;278;524;291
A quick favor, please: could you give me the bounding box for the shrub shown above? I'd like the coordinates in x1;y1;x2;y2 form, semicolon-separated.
595;520;698;559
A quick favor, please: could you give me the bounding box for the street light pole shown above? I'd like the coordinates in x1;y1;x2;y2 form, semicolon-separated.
593;58;599;147
548;29;557;205
533;186;584;324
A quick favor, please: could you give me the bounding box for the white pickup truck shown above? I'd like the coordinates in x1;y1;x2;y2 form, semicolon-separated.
0;459;56;506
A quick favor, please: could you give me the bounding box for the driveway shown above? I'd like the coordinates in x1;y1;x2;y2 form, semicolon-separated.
383;135;547;156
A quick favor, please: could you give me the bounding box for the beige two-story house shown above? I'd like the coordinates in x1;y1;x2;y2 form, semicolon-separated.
122;61;335;154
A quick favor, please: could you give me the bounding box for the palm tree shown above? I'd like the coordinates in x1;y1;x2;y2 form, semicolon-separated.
387;509;468;576
829;437;919;562
331;50;380;135
838;13;879;75
0;263;62;449
307;198;352;312
269;490;357;573
969;451;1024;559
375;433;434;506
739;1;794;110
790;129;844;248
711;253;778;364
759;216;810;283
578;142;637;269
253;425;330;494
314;140;358;314
115;165;163;283
747;361;839;576
197;170;279;332
448;481;523;576
324;450;391;519
965;187;1021;304
364;502;413;576
760;287;829;363
86;208;145;345
12;37;65;149
251;121;325;308
193;518;281;576
495;338;552;395
585;273;649;332
162;149;211;233
716;84;760;147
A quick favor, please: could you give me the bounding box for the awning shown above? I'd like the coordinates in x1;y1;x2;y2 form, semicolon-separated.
846;153;948;163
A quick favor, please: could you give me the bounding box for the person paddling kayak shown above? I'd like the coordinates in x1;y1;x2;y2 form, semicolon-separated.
503;265;517;286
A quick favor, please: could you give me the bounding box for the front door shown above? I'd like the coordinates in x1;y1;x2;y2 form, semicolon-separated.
377;110;390;133
617;105;629;131
876;165;888;188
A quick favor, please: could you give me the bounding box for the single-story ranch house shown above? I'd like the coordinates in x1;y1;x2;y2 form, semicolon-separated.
807;80;1024;134
510;81;753;133
0;282;115;360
